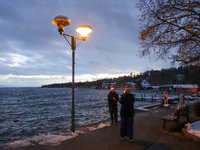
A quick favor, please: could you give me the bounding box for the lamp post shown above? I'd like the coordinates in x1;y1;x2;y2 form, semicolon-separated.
52;15;92;132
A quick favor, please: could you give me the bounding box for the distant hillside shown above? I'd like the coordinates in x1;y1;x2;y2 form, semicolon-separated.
41;65;200;88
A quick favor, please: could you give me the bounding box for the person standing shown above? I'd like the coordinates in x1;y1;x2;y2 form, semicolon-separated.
119;88;135;142
107;87;119;124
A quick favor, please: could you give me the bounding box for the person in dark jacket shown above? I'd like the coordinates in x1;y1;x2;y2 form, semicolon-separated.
119;87;135;142
107;87;119;124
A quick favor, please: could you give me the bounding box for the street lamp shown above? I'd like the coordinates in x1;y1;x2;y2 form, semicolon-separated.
52;15;92;132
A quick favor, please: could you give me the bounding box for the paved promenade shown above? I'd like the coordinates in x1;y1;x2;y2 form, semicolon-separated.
14;105;200;150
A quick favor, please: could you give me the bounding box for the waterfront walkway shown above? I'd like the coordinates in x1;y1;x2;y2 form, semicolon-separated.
16;105;200;150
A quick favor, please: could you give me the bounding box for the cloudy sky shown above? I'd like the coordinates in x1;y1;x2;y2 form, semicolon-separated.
0;0;174;87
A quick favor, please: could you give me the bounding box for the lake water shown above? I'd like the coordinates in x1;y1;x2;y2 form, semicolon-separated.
0;87;160;149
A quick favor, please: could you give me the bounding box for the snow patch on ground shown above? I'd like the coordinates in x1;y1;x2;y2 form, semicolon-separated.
86;123;110;131
186;121;200;137
5;123;110;149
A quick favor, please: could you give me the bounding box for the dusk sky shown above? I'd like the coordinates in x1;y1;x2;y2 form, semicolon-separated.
0;0;175;87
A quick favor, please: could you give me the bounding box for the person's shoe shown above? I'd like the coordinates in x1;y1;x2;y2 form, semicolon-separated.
129;138;133;142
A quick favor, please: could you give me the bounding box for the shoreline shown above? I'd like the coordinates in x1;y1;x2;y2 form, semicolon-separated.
1;99;161;149
7;104;200;150
3;100;200;150
2;105;160;150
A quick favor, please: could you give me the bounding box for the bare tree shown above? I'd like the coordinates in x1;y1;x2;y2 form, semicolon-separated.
137;0;200;65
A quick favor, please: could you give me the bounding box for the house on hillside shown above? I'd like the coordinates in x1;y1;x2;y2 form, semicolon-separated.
141;80;151;89
176;74;185;81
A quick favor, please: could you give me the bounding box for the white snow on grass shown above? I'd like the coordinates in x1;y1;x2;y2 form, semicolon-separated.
186;120;200;137
136;104;161;111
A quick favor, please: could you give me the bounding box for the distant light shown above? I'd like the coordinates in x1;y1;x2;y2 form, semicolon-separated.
76;25;92;39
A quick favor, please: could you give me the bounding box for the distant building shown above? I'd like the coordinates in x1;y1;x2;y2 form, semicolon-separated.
102;82;117;89
151;86;159;90
174;84;198;93
125;82;136;88
176;74;185;82
159;84;199;93
141;80;151;88
159;85;173;92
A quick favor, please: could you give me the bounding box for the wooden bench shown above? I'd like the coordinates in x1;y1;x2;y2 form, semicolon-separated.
161;105;190;130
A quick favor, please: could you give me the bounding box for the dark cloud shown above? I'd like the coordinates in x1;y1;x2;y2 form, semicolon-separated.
0;0;172;87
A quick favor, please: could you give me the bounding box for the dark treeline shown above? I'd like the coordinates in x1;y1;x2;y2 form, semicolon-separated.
41;65;200;88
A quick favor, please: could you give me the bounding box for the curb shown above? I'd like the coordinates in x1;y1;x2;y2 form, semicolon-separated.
182;127;200;142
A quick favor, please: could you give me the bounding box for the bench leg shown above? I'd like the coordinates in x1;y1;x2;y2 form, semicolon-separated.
186;115;190;123
177;120;181;131
163;120;166;129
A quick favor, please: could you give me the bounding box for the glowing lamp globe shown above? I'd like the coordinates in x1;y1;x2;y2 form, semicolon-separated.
76;25;92;40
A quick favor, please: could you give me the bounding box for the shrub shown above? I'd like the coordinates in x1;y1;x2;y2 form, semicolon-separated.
194;102;200;117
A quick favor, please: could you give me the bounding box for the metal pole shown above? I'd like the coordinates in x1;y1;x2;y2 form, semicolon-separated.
71;36;76;132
